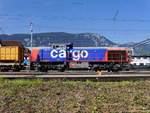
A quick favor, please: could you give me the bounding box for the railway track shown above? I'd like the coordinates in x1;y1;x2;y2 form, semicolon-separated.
0;71;97;75
0;70;150;75
0;71;150;81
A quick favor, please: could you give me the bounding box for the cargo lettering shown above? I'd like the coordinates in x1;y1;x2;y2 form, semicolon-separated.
50;49;88;60
50;50;66;58
72;50;88;60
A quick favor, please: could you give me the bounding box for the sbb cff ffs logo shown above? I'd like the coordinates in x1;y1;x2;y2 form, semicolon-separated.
50;50;88;60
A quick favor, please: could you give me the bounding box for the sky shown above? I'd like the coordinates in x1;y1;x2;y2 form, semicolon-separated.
0;0;150;43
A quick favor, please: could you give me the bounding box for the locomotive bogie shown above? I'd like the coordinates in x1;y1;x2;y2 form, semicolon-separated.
30;62;66;72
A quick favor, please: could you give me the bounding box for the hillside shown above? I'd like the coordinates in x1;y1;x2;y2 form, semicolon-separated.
0;32;116;47
0;32;150;55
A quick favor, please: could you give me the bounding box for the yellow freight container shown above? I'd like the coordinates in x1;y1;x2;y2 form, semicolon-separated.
0;46;24;62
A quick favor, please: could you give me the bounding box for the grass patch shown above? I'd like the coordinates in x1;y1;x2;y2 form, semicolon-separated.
0;79;44;87
0;79;149;112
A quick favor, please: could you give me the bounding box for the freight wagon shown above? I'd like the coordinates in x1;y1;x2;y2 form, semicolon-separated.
30;44;130;72
0;41;25;71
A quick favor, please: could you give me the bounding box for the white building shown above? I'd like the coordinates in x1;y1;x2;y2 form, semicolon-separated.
131;56;150;66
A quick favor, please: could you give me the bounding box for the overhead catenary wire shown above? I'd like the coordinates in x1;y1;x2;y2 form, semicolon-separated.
0;14;150;22
2;25;150;33
0;14;150;34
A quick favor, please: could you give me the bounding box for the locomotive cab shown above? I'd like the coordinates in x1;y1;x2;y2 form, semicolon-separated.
106;49;130;72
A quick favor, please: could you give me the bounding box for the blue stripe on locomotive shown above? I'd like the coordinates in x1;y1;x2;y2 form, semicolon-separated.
68;49;107;61
38;49;67;62
38;48;107;62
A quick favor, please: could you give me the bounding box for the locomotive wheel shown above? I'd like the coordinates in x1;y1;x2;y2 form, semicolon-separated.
107;69;111;72
13;66;20;72
38;66;48;72
58;68;65;72
111;69;119;72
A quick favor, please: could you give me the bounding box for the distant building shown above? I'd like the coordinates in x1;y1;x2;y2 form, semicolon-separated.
131;56;150;66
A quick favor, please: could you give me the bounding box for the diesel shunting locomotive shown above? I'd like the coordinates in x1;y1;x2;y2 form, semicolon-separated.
30;43;131;72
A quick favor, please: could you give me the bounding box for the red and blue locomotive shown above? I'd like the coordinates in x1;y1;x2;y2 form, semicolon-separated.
30;43;131;72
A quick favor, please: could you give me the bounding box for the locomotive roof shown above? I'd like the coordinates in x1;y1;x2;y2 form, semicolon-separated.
27;46;128;50
74;47;128;49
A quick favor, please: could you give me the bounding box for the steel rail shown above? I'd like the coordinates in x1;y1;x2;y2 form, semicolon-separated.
0;74;150;81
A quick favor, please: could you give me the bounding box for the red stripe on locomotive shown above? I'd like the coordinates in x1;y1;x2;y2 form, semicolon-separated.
30;49;39;62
